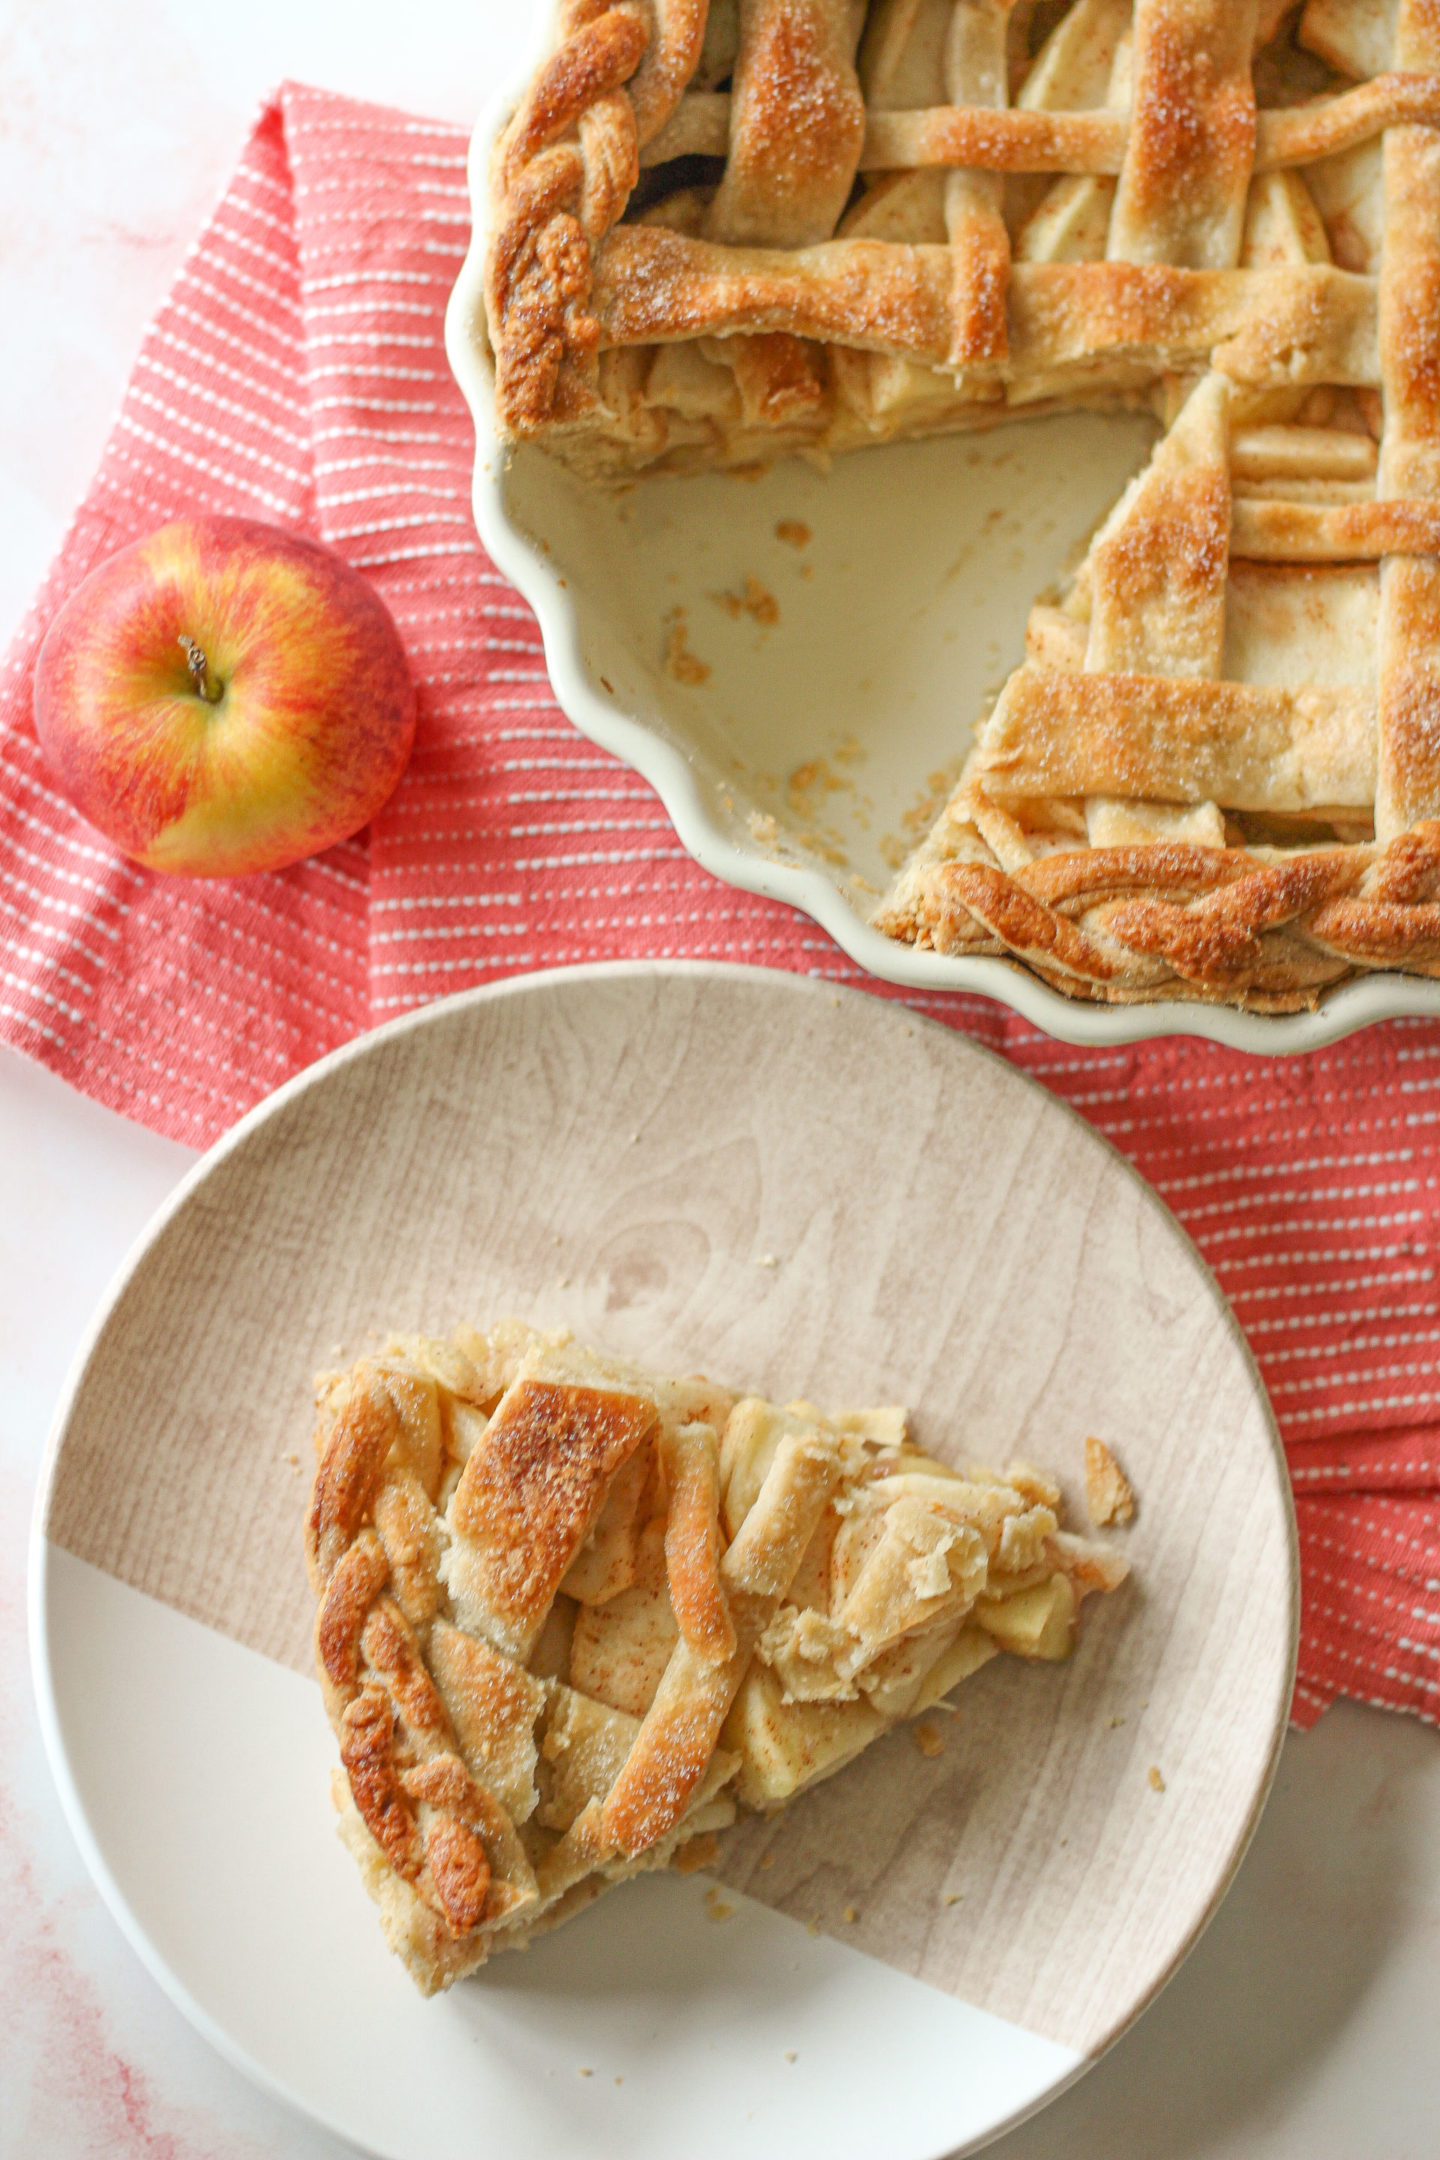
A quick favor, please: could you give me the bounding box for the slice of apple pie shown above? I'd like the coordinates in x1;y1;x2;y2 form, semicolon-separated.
305;1319;1128;1992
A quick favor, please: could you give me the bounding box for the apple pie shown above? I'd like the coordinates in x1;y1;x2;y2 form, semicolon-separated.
481;1;1440;1009
304;1319;1128;1991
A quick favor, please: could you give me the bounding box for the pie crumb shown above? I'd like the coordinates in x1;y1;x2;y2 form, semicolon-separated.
1107;1714;1126;1729
806;1918;821;1936
757;1252;778;1268
842;1905;859;1923
714;574;780;626
785;2049;798;2063
760;1852;776;1870
579;2066;593;2077
615;2076;624;2086
674;1832;720;1874
942;1891;963;1906
913;1720;944;1759
1084;1436;1136;1527
775;519;811;548
1148;1765;1166;1792
664;609;711;685
704;1887;736;1922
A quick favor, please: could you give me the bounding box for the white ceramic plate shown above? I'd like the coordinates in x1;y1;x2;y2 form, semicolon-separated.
32;963;1296;2160
446;88;1440;1056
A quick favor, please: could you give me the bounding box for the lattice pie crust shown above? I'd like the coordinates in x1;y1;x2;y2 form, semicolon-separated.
483;1;1440;1009
305;1321;1127;1990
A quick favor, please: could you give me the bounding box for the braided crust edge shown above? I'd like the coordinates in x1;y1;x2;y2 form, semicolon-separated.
304;1339;749;1993
875;823;1440;1011
485;0;708;435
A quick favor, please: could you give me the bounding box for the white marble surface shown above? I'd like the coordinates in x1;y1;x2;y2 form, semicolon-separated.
2;3;1439;2155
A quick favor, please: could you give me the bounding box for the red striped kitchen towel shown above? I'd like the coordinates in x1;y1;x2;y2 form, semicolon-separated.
1;84;1437;1732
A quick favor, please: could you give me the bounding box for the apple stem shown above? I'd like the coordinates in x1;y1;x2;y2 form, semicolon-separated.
177;635;223;704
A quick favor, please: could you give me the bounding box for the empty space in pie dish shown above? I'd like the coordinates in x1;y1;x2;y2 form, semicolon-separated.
497;410;1156;910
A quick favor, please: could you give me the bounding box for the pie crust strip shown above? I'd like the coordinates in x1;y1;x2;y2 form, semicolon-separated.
642;76;1440;178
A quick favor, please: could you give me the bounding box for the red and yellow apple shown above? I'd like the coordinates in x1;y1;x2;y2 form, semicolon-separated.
33;516;417;876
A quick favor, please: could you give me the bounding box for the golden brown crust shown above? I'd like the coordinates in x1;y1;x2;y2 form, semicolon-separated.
975;669;1375;813
628;1;711;146
1108;0;1256;272
883;823;1440;1005
1009;262;1378;386
486;6;647;432
427;1619;547;1803
361;1598;453;1745
707;0;868;248
1255;73;1440;170
486;7;1435;436
481;0;1440;1043
316;1529;389;1694
600;1420;846;1853
1375;108;1440;844
860;103;1129;178
448;1378;657;1656
660;1423;737;1665
587;238;1378;386
340;1686;421;1877
306;1376;398;1590
641;74;1440;181
422;1814;493;1934
1232;498;1440;558
597;1643;740;1855
594;226;986;364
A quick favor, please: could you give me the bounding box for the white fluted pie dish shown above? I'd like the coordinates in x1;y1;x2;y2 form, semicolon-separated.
445;87;1440;1054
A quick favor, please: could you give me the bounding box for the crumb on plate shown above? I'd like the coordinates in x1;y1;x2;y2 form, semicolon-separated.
1085;1435;1136;1527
